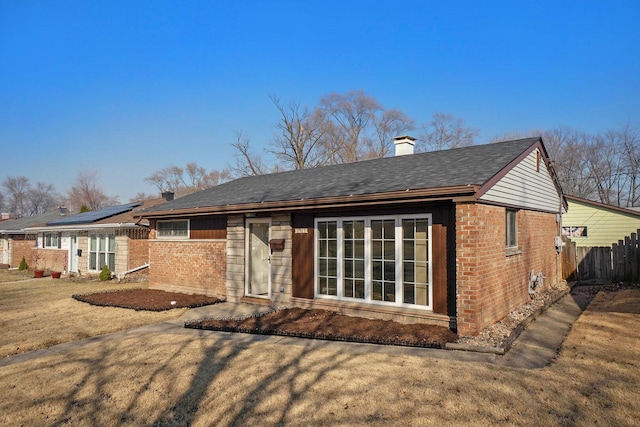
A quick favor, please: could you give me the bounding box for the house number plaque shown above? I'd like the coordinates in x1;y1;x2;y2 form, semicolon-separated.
294;228;308;234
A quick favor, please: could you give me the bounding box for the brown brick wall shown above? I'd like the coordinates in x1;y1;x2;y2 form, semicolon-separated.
10;235;35;268
32;248;67;271
149;240;226;297
126;229;150;269
456;203;559;336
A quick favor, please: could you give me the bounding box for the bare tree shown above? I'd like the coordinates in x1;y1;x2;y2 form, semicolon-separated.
419;112;478;152
145;166;186;195
618;122;640;206
2;176;31;218
267;95;327;170
587;132;626;206
67;170;109;212
541;127;596;200
364;109;416;159
317;90;382;163
146;162;230;198
28;182;58;215
230;130;270;177
130;192;157;202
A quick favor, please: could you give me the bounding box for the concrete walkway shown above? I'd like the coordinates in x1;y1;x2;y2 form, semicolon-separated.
497;288;594;368
0;288;596;369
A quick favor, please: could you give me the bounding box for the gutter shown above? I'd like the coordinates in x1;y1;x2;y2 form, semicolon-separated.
24;223;147;232
138;185;479;219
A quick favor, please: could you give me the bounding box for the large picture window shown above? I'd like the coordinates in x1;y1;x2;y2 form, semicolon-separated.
89;234;115;271
315;215;432;309
157;220;189;238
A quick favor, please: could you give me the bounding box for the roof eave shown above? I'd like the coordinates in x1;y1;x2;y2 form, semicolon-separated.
138;185;480;218
25;223;145;232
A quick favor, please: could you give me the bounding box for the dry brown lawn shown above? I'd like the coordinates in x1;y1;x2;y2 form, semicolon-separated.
1;270;639;426
0;271;186;357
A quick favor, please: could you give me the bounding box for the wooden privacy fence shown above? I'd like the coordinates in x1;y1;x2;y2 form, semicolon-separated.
562;232;640;282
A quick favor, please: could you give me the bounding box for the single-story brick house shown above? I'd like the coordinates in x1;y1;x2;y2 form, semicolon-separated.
0;210;68;268
25;197;169;277
140;137;566;336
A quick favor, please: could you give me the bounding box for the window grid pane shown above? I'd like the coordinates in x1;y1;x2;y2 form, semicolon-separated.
317;221;338;296
371;219;396;302
402;219;430;306
343;220;365;299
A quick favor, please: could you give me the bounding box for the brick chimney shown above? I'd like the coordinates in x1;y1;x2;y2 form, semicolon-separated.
161;191;175;201
393;135;416;156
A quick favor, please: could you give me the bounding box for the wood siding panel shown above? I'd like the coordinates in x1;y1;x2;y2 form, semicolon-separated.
563;198;640;247
479;149;561;213
431;223;448;314
292;213;314;298
190;216;227;240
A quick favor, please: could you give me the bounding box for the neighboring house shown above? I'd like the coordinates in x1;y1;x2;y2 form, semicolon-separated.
26;197;170;277
0;210;69;267
563;195;640;247
140;137;566;336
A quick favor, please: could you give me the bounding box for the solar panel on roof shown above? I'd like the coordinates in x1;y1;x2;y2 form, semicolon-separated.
47;203;141;225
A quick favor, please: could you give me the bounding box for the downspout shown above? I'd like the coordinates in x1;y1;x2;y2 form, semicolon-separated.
117;263;150;282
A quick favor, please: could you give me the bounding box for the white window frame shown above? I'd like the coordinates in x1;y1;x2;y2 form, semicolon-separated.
157;219;190;239
43;232;60;249
89;234;116;272
314;214;433;310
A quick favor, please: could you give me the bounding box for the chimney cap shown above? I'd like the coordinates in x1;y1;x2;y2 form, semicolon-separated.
393;135;416;142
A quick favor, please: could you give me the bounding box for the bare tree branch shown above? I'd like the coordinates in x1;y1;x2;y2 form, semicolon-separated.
67;170;109;212
419;112;478;152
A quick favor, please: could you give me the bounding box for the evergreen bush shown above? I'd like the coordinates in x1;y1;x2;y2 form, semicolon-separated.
99;265;111;281
18;257;28;271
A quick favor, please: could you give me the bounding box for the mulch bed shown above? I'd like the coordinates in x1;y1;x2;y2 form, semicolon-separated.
73;288;457;348
72;288;223;311
187;307;458;349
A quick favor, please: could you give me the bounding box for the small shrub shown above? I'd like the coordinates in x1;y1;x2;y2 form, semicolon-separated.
18;257;28;271
99;265;112;281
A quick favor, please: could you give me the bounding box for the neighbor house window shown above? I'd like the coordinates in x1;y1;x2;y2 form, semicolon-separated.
562;226;588;238
89;234;115;271
44;232;60;248
157;220;189;238
506;209;518;249
315;215;432;309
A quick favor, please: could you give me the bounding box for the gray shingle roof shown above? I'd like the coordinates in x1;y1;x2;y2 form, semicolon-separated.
0;211;68;232
143;137;541;213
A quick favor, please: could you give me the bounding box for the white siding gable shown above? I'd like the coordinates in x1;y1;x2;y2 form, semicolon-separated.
479;149;561;213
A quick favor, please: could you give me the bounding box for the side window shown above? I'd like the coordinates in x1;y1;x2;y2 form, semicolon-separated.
157;220;189;238
506;209;518;249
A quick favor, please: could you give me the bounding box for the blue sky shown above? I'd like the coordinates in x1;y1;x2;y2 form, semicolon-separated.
1;0;639;202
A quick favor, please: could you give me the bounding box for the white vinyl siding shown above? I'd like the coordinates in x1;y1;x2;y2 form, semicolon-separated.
479;149;561;213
